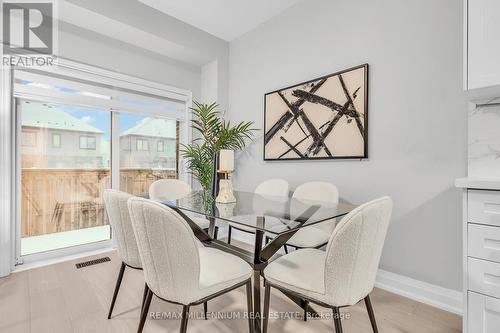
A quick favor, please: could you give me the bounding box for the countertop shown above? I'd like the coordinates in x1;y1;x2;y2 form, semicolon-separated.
455;177;500;190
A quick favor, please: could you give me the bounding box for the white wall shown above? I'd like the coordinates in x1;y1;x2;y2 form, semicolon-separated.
200;58;231;110
58;25;203;99
201;60;219;104
228;0;467;291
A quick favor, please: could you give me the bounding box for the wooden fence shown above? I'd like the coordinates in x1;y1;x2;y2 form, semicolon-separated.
21;168;177;237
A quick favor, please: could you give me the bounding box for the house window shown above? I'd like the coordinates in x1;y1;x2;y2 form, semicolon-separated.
21;131;36;147
80;136;96;150
157;140;164;152
52;133;61;148
136;139;149;151
121;137;131;151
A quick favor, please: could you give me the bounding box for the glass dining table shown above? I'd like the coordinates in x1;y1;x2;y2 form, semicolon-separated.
157;190;356;333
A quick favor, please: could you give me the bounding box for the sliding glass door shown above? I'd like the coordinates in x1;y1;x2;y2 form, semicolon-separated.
18;99;112;255
17;100;182;256
13;63;189;259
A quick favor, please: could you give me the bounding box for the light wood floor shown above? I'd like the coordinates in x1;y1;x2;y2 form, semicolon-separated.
0;248;461;333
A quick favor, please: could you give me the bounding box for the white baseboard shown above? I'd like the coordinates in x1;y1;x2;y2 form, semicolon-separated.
230;231;463;315
13;244;114;273
375;269;462;315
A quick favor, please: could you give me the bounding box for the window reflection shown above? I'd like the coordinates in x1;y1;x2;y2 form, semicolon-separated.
119;114;179;195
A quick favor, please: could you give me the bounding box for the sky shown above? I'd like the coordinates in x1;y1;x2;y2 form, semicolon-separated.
62;106;146;141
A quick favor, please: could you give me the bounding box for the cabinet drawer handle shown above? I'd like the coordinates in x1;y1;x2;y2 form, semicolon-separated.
484;203;500;215
485;297;500;314
486;308;500;316
484;273;500;286
484;238;500;251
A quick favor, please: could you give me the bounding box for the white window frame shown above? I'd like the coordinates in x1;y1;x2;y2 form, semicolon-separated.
0;66;14;277
0;58;193;274
136;138;149;151
79;135;97;150
157;140;164;152
52;133;61;148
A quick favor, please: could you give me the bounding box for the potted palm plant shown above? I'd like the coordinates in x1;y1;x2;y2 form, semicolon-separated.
181;101;256;194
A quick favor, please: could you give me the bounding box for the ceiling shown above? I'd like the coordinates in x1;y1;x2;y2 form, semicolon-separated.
138;0;301;41
61;0;230;67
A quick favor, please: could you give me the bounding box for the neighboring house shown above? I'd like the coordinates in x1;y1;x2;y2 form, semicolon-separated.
20;101;109;169
120;117;177;170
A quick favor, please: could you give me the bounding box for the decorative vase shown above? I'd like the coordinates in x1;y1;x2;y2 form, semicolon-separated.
216;201;236;218
216;179;236;203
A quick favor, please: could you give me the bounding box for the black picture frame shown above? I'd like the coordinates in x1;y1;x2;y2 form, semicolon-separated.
263;63;369;161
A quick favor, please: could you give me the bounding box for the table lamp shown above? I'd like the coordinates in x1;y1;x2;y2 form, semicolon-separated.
216;149;236;203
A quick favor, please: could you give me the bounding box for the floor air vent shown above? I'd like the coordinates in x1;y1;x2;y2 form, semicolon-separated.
76;256;111;269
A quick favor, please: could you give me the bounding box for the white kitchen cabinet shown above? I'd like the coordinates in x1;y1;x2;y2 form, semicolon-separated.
465;0;500;90
468;291;500;333
469;224;500;263
456;178;500;332
469;257;500;299
468;190;500;227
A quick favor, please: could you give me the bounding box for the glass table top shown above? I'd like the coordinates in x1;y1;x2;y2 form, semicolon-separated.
158;190;356;234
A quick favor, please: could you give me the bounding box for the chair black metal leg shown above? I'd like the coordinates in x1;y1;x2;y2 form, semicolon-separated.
214;226;219;240
245;280;254;333
227;225;232;244
108;262;126;319
203;302;208;320
332;307;343;333
141;283;148;306
137;289;153;333
284;244;289;254
303;300;309;321
364;295;378;333
264;236;270;288
140;283;149;318
253;229;264;333
180;305;190;333
263;284;271;333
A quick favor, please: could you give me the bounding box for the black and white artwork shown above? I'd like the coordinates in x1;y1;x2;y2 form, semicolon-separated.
264;64;368;160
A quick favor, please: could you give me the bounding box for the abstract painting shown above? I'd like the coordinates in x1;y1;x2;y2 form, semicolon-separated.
264;64;368;160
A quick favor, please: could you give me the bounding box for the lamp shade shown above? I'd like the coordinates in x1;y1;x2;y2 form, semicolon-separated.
218;149;234;172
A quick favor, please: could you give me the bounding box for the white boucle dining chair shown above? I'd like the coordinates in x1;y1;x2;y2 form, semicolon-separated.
149;179;218;238
227;178;289;244
103;189;144;319
263;196;393;333
266;181;339;252
127;197;254;333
